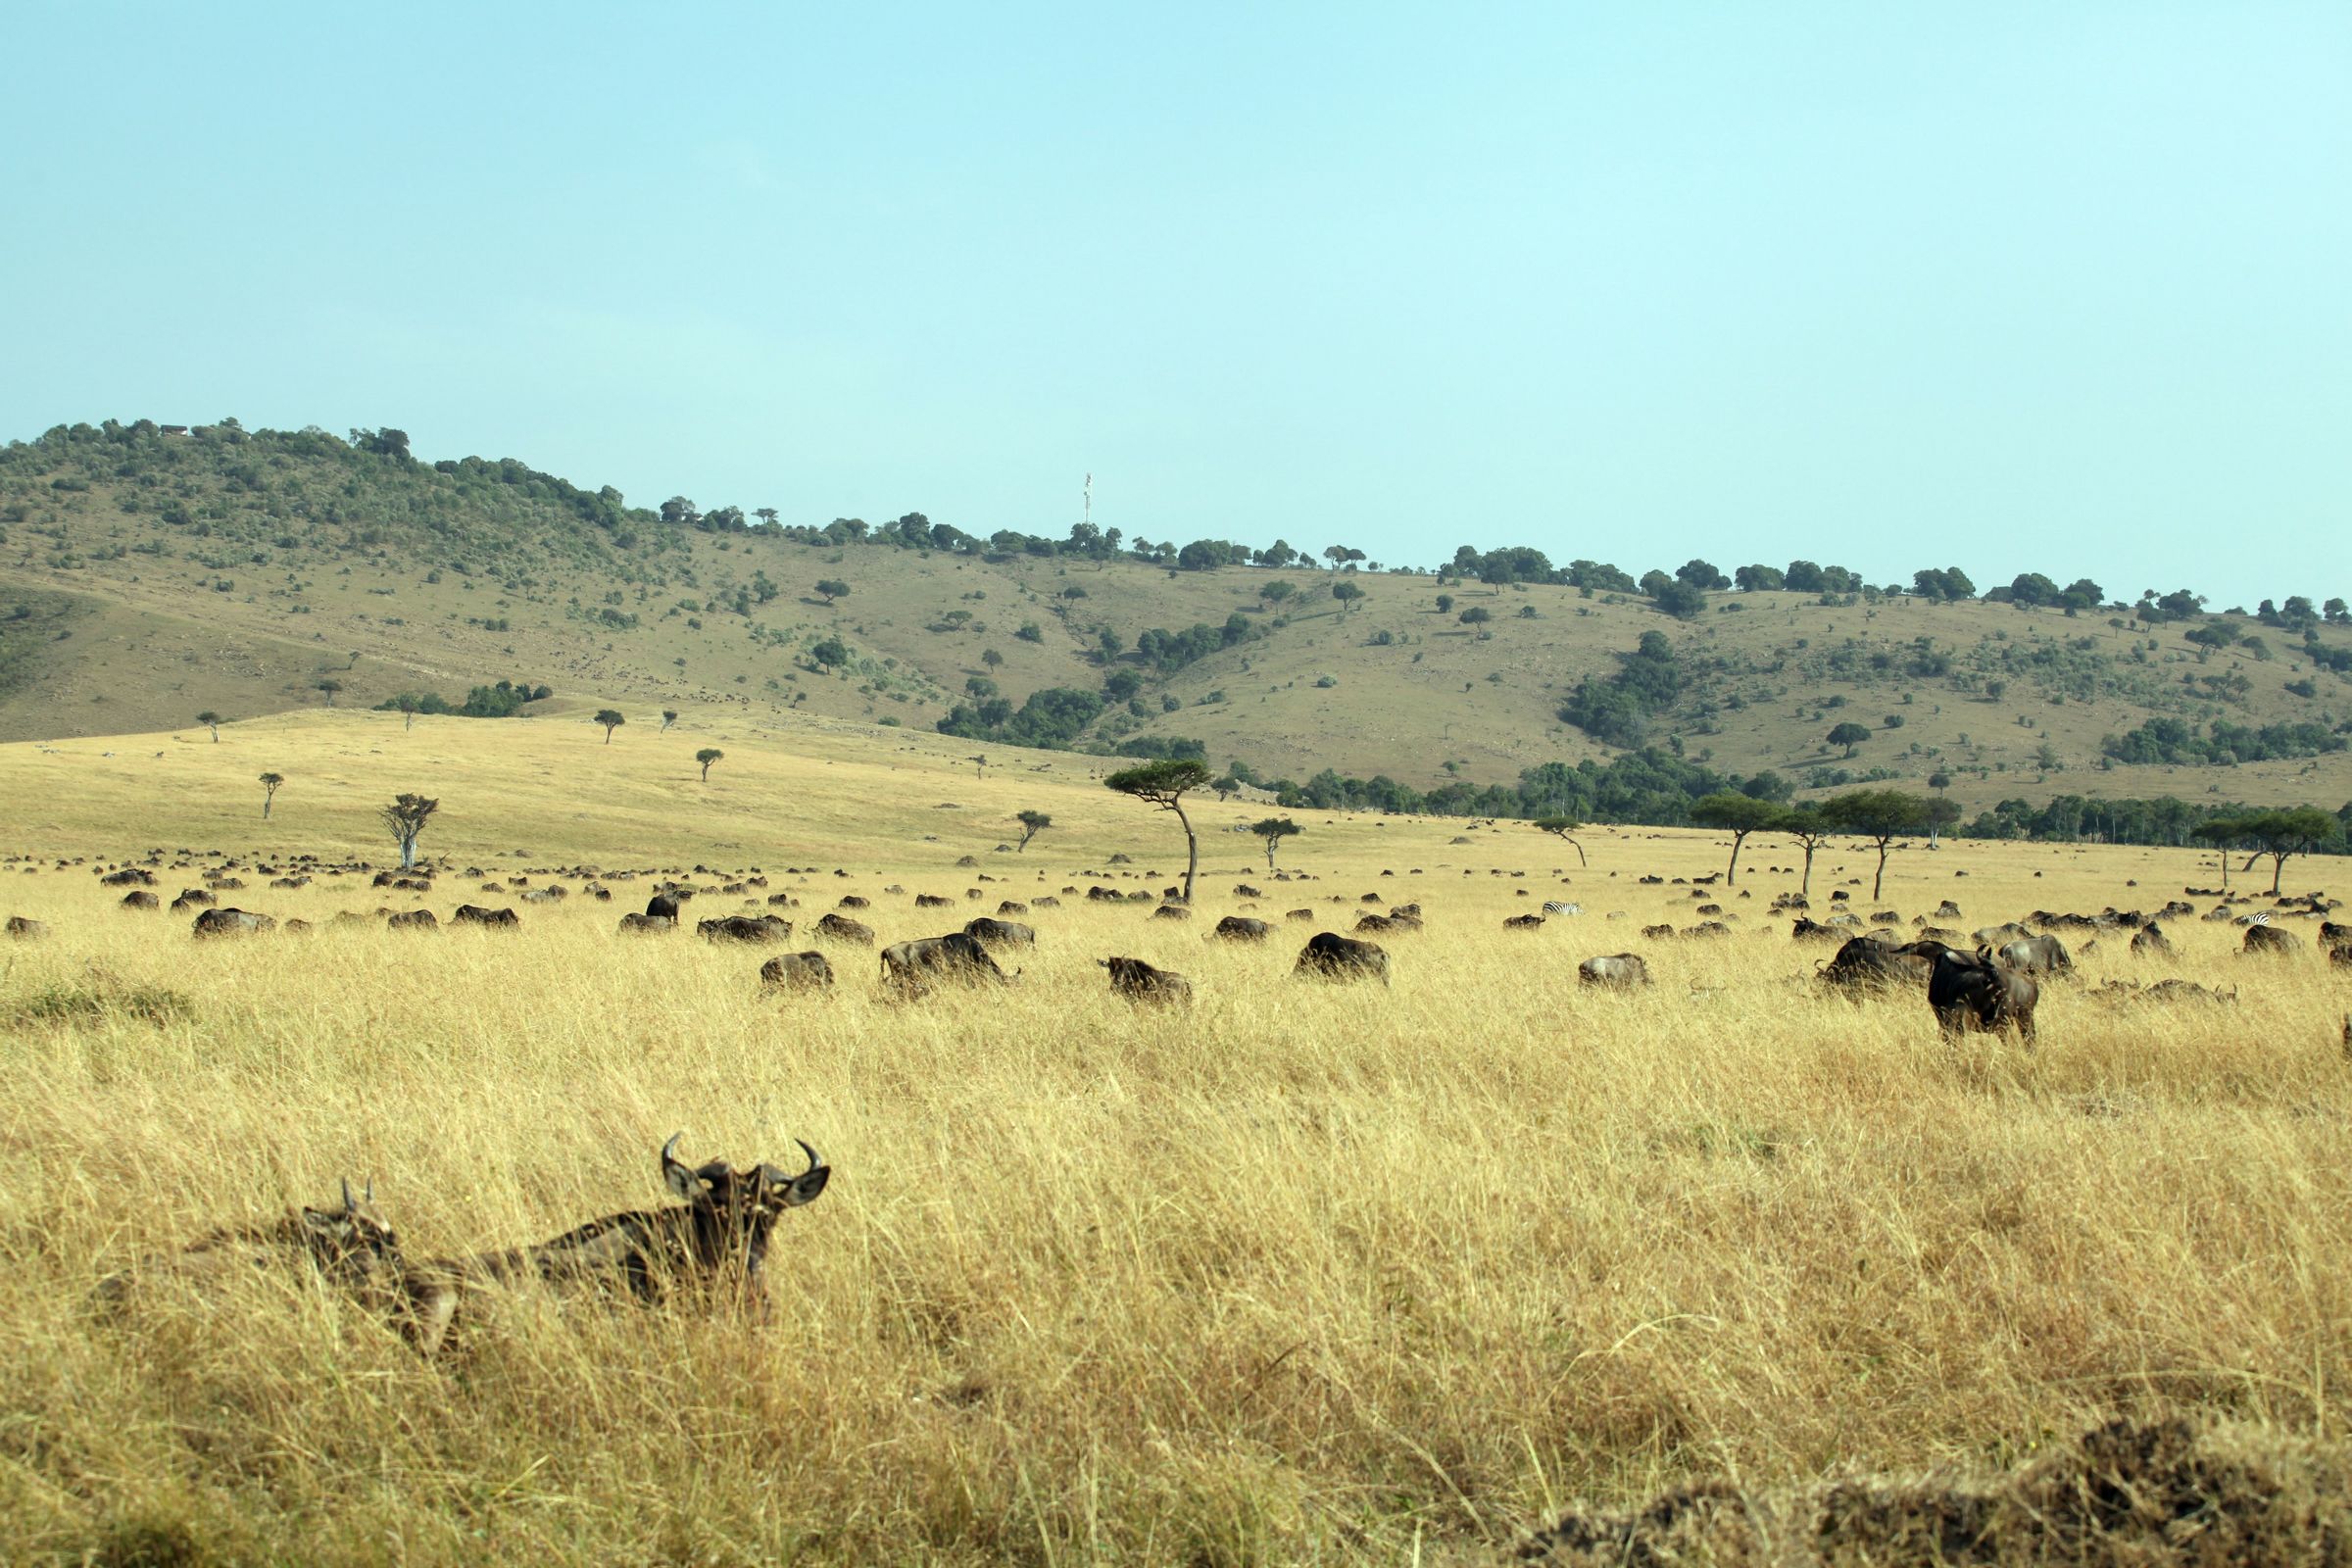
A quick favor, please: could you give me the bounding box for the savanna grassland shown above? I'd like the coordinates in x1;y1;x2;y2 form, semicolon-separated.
3;709;2350;1564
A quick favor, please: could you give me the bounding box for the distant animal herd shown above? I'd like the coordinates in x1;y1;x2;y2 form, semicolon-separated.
9;844;2348;1354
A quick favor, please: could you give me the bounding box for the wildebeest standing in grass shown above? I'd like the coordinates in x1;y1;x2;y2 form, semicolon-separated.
880;931;1011;993
1294;931;1390;984
1578;954;1651;989
698;914;793;944
1926;946;2039;1043
1099;956;1192;1004
2242;923;2302;956
1996;934;2072;975
760;952;835;991
193;907;275;937
1211;915;1271;942
962;916;1035;947
402;1134;830;1357
815;911;875;946
454;905;520;928
1820;936;1931;994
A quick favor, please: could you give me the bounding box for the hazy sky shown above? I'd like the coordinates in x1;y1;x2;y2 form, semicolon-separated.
5;3;2345;606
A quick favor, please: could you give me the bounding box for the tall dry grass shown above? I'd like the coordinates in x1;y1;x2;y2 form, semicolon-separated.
1;714;2348;1563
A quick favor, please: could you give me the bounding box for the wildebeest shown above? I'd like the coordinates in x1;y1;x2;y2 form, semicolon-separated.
1294;931;1390;984
2130;922;2173;957
121;890;159;910
880;931;1011;991
963;916;1035;947
1820;935;1932;994
814;911;875;945
1285;908;1315;922
1996;934;2072;975
997;900;1030;916
1099;955;1192;1004
698;914;793;944
1152;905;1192;921
1503;913;1546;930
404;1134;830;1356
5;916;45;940
617;912;676;934
385;908;439;931
1578;954;1651;989
1641;923;1674;940
645;893;684;920
1354;912;1407;934
174;888;217;909
1973;922;2034;948
1791;917;1843;942
1927;947;2039;1042
99;1179;405;1316
759;951;836;991
454;905;520;928
914;893;954;908
193;907;275;937
2243;923;2302;956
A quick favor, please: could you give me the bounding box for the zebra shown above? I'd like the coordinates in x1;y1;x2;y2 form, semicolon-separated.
1542;901;1583;916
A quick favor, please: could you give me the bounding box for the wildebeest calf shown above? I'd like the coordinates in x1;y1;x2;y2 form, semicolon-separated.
759;951;835;991
1578;954;1651;989
1099;956;1192;1004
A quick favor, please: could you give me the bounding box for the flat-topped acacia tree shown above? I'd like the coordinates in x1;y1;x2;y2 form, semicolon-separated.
1250;816;1300;869
1821;788;1930;902
1014;809;1051;852
696;748;723;782
1689;793;1782;886
596;710;625;744
1532;816;1587;867
2196;808;2339;895
1777;804;1837;898
1104;759;1211;904
196;710;223;742
258;772;284;819
380;793;438;871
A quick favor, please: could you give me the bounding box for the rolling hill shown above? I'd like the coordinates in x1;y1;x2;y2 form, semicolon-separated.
2;416;2346;822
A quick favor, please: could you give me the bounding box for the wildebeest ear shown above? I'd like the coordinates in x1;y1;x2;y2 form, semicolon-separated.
775;1164;829;1206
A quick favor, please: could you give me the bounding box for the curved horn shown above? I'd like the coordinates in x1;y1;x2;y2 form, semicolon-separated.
364;1178;373;1203
342;1177;357;1212
797;1139;822;1174
662;1131;686;1165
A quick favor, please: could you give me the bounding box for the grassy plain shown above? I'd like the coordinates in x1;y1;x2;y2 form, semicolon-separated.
1;710;2349;1563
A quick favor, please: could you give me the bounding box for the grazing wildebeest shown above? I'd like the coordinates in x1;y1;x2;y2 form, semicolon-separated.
1791;917;1843;942
997;900;1030;916
1996;934;2072;975
1821;935;1932;994
1203;914;1270;943
1503;913;1546;930
454;905;520;928
404;1134;830;1356
645;893;684;920
175;888;217;909
101;868;156;888
99;1179;405;1315
5;916;45;940
915;893;954;908
880;931;1010;991
1578;954;1651;988
2130;922;2173;957
698;914;793;944
1354;912;1405;934
193;907;275;937
617;912;676;934
1285;907;1315;922
1641;923;1674;941
1973;922;2034;948
1099;955;1192;1004
815;911;875;945
1294;931;1390;984
963;916;1035;947
385;908;438;931
759;952;835;991
121;890;159;910
2243;923;2302;956
1927;947;2039;1042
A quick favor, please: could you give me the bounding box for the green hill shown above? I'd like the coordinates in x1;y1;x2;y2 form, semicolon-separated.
3;416;2347;824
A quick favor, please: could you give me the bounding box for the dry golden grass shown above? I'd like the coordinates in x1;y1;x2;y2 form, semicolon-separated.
1;710;2348;1564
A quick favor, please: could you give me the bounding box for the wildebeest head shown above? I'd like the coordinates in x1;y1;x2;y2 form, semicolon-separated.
303;1177;405;1281
659;1132;830;1245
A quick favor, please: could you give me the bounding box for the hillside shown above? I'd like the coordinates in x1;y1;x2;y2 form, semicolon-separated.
3;417;2347;820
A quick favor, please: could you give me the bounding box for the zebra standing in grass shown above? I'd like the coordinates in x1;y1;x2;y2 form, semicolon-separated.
1542;901;1582;916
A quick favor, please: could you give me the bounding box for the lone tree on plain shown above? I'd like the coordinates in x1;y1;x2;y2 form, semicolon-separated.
596;709;626;744
1821;788;1930;902
1689;793;1781;886
1532;815;1588;867
696;748;723;782
1458;606;1492;627
196;710;224;742
1827;721;1871;758
661;709;679;732
814;578;849;606
380;793;439;871
316;679;342;709
1250;815;1300;869
395;694;420;731
1014;809;1052;852
2196;808;2338;895
1777;803;1837;897
1331;580;1365;614
1104;758;1212;904
258;771;284;819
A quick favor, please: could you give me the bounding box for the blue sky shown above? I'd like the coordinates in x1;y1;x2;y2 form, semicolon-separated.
4;3;2345;606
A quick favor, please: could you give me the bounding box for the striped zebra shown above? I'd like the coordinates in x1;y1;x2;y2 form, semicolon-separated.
1542;901;1582;916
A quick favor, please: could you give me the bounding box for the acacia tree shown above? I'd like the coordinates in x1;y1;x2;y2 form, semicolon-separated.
1689;793;1781;886
814;579;849;605
1332;580;1366;614
1532;816;1587;867
1014;808;1052;852
596;709;625;744
1104;759;1211;903
379;793;439;871
1827;721;1871;758
1821;789;1930;902
2197;808;2338;895
1777;804;1837;898
661;709;679;732
316;679;342;709
196;710;224;742
395;694;420;731
696;748;723;782
1250;815;1300;869
258;771;284;819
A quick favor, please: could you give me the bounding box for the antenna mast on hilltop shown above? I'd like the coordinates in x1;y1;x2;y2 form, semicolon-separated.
1083;472;1092;532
